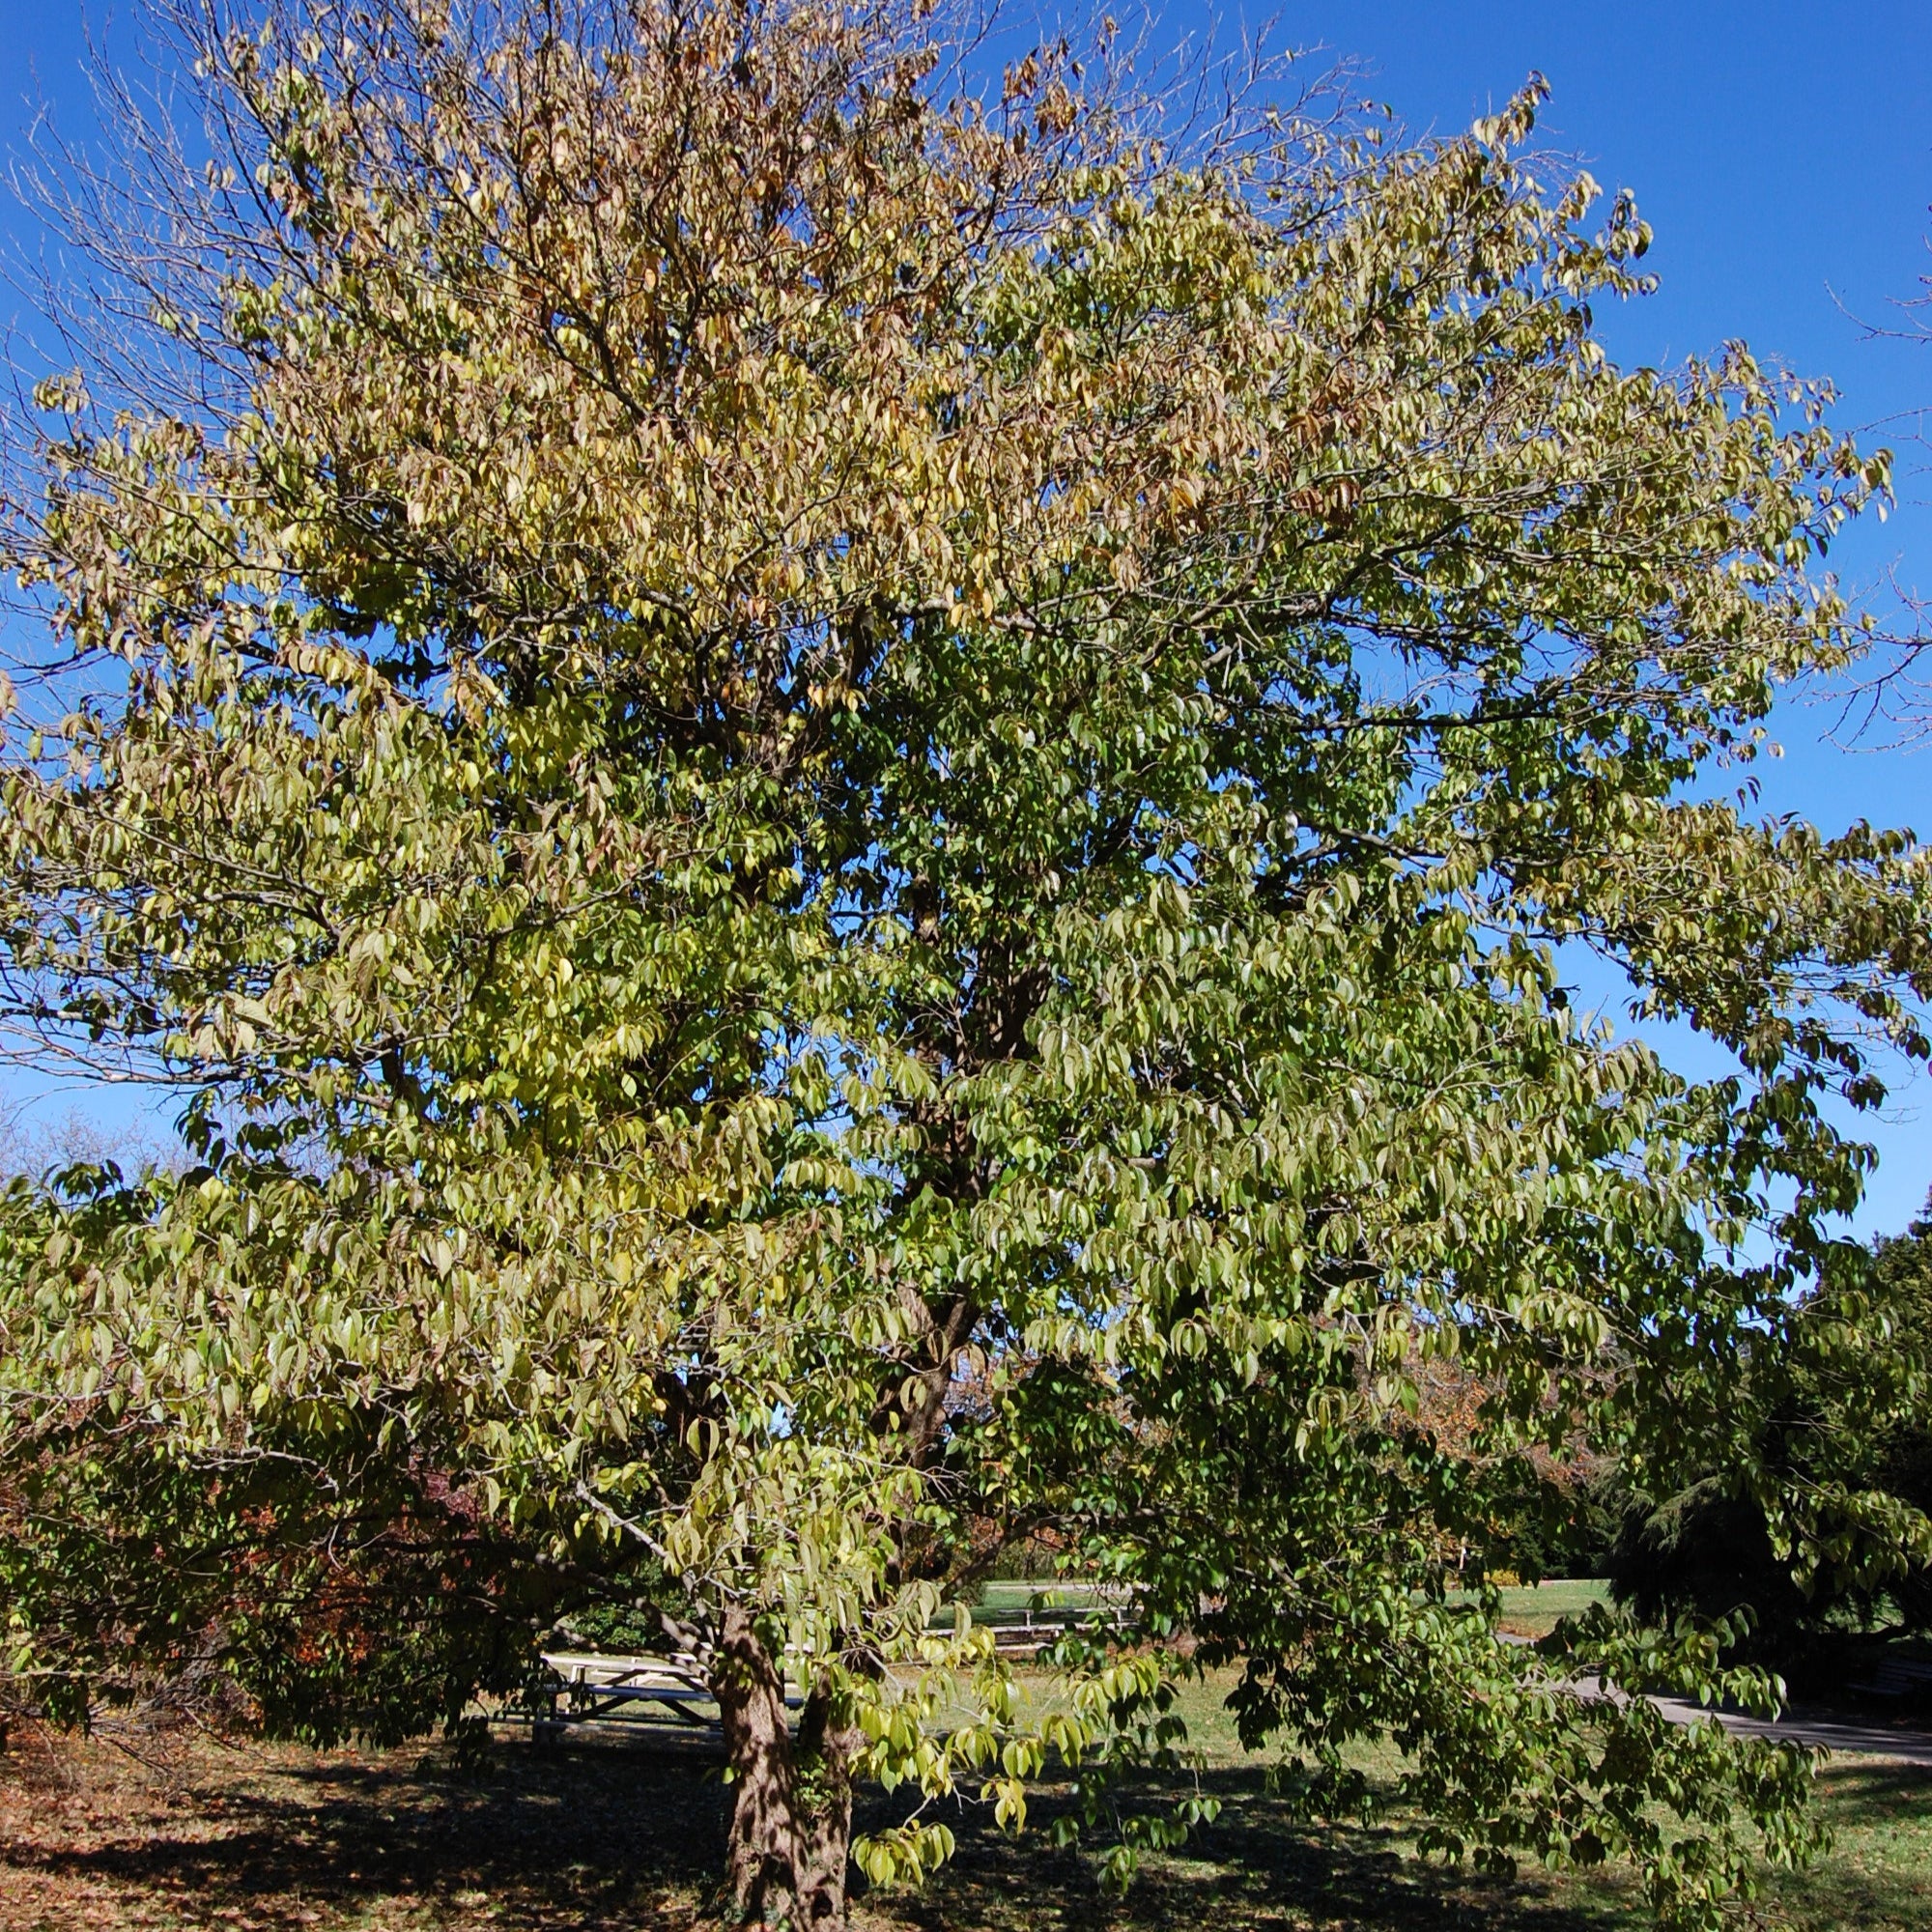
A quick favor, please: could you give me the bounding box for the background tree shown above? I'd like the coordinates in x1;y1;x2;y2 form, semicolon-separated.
3;2;1930;1924
1609;1196;1932;1680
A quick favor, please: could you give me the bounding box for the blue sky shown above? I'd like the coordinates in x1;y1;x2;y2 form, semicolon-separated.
1258;2;1932;1239
2;1;1931;1233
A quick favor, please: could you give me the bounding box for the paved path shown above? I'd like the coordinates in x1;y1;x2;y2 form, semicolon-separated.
1501;1637;1932;1766
1651;1695;1932;1767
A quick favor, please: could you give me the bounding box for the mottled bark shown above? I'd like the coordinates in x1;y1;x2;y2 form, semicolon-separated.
791;1674;867;1926
712;1610;861;1927
716;1605;802;1924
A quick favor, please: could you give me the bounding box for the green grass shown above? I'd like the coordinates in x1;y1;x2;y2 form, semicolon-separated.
1107;1662;1929;1932
1727;1761;1932;1932
971;1577;1611;1638
883;1753;1931;1932
971;1578;1128;1616
1484;1577;1611;1636
885;1663;1929;1932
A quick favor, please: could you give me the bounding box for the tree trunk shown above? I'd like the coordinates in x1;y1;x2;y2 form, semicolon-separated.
791;1674;867;1927
716;1606;801;1924
712;1610;861;1928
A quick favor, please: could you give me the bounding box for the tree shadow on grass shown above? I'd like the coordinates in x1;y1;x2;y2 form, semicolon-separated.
861;1762;1630;1932
1814;1757;1932;1825
26;1730;1875;1932
1759;1759;1932;1932
1;1726;731;1929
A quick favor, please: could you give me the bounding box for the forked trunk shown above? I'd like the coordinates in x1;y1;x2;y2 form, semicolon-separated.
712;1608;862;1928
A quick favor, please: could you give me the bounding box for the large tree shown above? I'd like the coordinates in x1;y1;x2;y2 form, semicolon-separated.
2;2;1929;1923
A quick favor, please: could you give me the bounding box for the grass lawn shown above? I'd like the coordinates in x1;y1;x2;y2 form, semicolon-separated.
969;1579;1128;1618
3;1667;1924;1932
970;1577;1610;1640
1485;1577;1611;1637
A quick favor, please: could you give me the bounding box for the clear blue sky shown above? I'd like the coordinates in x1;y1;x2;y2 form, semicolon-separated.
2;1;1930;1234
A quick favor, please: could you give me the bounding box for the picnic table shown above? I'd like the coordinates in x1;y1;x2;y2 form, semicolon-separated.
976;1603;1133;1655
529;1650;752;1739
522;1600;1136;1738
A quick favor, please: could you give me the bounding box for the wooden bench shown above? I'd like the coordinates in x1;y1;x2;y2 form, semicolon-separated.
1845;1657;1932;1702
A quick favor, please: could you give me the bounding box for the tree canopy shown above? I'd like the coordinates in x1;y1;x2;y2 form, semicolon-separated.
2;2;1930;1925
